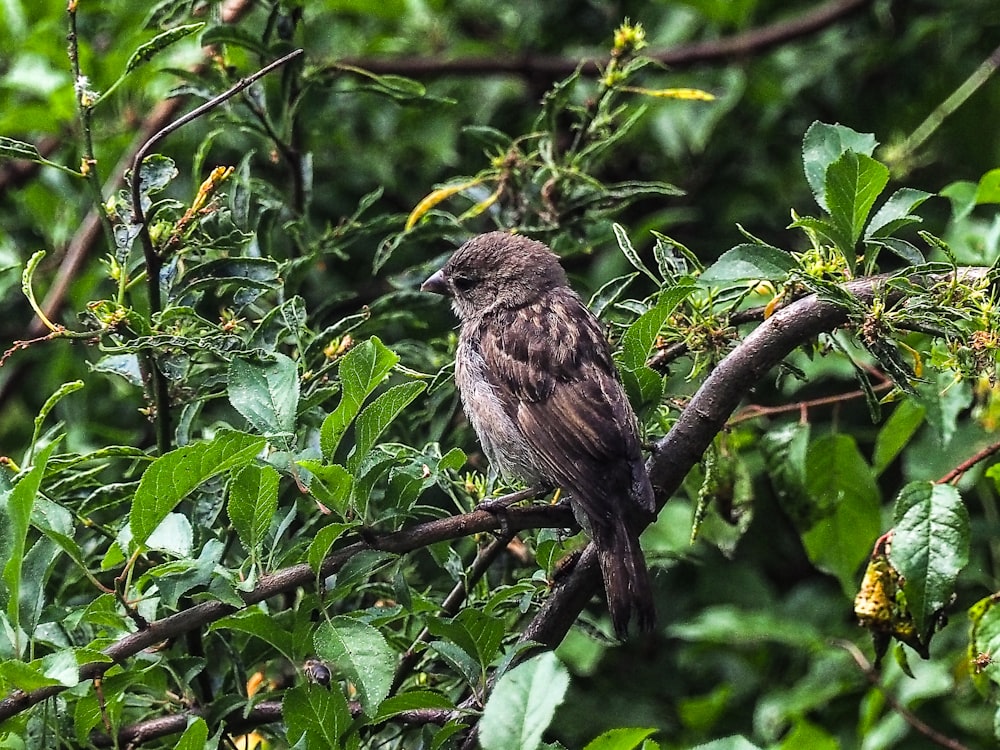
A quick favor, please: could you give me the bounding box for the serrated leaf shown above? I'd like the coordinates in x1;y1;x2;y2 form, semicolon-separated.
588;272;639;319
890;481;970;634
865;188;932;238
825;151;889;259
137;154;178;197
348;381;425;471
306;522;355;572
145;512;192;557
619;284;695;371
174;717;209;750
228;463;279;561
479;652;569;750
700;244;798;283
800;434;881;595
866;238;924;266
297;461;354;517
802;121;878;211
227;353;300;438
0;659;62;692
211;609;296;662
130;431;265;547
284;683;355;749
321;337;399;460
314;617;393;715
429;640;481;688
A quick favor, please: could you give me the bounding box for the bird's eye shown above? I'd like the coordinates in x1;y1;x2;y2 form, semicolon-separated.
452;275;476;292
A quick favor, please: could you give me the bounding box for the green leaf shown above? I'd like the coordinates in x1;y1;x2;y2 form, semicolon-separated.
321;337;399;460
691;738;762;750
284;683;355;749
427;610;506;671
613;223;658;284
124;23;205;75
428;640;481;688
1;441;58;647
800;434;881;594
873;400;926;476
866;237;924;266
227;354;300;438
0;136;44;164
700;244;798;282
30;381;81;461
584;728;657;750
130;430;265;547
314;616;394;715
618;284;695;371
825;151;890;262
889;481;970;634
802;121;877;211
348;381;426;471
368;690;454;724
865;188;933;238
174;717;209;750
940;180;978;222
211;609;296;663
137;154;178;197
228;464;279;562
306;522;355;572
145;512;193;557
975;168;1000;205
0;659;61;692
667;605;824;648
480;652;569;750
298;461;354;517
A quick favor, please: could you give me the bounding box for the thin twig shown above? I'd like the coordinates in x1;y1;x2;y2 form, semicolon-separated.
728;379;894;425
335;0;873;78
834;639;969;750
937;439;1000;486
389;531;516;696
129;48;303;454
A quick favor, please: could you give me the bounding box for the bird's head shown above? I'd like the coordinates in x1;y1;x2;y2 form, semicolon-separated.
421;231;568;319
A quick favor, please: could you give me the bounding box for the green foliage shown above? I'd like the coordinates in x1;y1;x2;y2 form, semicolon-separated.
1;2;1000;749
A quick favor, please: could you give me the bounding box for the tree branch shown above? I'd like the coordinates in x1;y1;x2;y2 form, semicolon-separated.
513;267;989;651
0;500;572;722
335;0;873;78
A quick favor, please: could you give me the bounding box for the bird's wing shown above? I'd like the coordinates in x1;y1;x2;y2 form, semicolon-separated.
480;291;654;525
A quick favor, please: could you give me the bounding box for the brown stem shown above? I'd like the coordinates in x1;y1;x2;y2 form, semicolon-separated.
937;439;1000;486
835;639;969;750
0;501;572;722
335;0;872;78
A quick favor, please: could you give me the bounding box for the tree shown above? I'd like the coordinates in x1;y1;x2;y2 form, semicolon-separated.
1;1;1000;748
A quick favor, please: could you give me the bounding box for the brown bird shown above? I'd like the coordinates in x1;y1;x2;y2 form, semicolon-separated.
421;231;656;637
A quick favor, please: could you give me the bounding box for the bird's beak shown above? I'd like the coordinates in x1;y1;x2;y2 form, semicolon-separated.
421;269;449;296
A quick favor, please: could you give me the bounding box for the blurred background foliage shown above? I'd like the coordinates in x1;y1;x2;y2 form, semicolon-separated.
1;0;1000;748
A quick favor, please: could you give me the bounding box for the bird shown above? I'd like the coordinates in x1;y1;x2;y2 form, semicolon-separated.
421;230;656;637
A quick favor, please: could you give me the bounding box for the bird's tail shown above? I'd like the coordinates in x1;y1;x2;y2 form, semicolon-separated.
597;523;655;638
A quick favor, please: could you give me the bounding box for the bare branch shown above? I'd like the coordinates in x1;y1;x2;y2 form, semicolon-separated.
335;0;873;79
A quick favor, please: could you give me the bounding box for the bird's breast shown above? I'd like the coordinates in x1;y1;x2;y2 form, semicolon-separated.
455;335;542;485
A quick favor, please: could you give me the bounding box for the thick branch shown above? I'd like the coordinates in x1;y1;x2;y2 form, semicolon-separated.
0;501;572;722
336;0;873;78
517;267;989;649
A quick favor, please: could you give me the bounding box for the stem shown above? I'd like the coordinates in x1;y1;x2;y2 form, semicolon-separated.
891;43;1000;172
67;1;116;254
129;48;303;454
